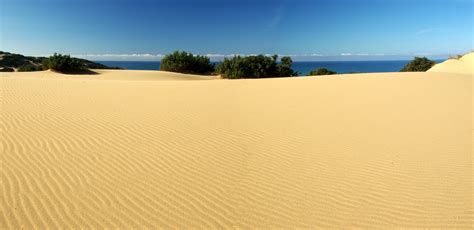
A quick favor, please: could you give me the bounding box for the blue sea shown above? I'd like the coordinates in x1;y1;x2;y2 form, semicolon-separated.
97;60;444;75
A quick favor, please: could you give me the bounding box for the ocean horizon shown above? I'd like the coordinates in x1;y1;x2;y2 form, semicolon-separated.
97;59;445;75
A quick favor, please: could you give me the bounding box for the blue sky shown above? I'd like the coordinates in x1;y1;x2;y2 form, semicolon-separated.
1;0;472;61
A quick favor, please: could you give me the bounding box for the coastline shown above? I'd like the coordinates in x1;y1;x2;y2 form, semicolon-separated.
95;59;447;75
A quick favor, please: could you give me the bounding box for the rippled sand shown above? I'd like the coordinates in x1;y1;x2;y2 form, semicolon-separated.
1;55;472;228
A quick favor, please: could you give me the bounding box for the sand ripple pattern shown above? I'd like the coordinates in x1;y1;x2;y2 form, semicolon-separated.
1;71;472;228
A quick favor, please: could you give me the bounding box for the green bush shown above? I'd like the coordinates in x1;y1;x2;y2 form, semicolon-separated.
0;67;15;72
160;51;214;74
308;68;337;76
18;64;43;72
216;55;297;79
43;53;87;73
400;57;436;72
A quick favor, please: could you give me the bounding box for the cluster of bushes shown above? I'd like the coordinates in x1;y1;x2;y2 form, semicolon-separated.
0;51;120;73
160;51;298;79
400;57;436;72
18;64;44;72
215;55;298;79
308;68;337;76
160;51;215;74
0;67;15;72
42;53;87;73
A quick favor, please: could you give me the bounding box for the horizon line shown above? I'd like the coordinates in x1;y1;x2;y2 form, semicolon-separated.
6;50;461;61
58;52;454;61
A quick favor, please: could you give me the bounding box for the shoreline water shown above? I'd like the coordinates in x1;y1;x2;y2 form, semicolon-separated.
97;59;445;75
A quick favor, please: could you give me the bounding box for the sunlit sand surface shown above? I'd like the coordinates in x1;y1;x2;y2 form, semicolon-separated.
1;54;472;228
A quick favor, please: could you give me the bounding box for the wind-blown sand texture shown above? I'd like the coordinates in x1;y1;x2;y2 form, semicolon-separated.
1;55;473;228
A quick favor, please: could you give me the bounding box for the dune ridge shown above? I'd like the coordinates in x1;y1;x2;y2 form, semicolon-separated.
428;52;474;75
1;62;473;227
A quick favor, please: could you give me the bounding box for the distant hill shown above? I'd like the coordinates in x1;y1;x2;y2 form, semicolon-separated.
0;51;121;71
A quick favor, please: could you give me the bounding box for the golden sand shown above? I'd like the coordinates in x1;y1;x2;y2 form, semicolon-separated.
1;55;472;228
429;52;474;75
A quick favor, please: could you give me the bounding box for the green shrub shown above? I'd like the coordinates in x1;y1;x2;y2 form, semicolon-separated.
216;55;297;79
43;53;87;73
160;51;214;74
0;67;15;72
18;64;43;72
448;54;463;60
400;57;436;72
308;68;337;76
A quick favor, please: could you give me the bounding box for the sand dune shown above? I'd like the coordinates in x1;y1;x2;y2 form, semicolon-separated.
1;61;472;227
0;69;216;81
429;52;474;75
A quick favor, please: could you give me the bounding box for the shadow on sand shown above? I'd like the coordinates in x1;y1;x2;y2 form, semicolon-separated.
57;69;100;75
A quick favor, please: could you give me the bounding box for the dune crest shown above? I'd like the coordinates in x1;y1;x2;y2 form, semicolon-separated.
428;52;474;75
1;69;472;228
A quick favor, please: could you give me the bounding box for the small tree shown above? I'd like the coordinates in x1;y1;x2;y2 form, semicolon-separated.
43;53;87;73
160;51;214;74
400;57;436;72
278;56;298;77
308;68;337;76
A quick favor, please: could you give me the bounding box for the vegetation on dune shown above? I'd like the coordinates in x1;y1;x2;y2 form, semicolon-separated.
0;67;15;72
18;64;44;72
160;51;215;74
448;54;463;60
308;68;337;76
43;53;87;73
277;56;298;77
0;51;120;72
449;51;473;60
0;51;45;68
400;57;436;72
215;54;298;79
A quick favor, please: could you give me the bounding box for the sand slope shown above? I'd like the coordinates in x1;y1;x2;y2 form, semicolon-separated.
0;69;216;81
429;52;474;75
1;68;472;228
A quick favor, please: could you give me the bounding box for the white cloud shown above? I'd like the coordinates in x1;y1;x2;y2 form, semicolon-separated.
341;53;382;57
72;53;328;60
205;54;226;57
267;14;282;31
74;53;164;58
70;53;165;61
416;28;437;36
265;6;283;31
63;52;438;61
